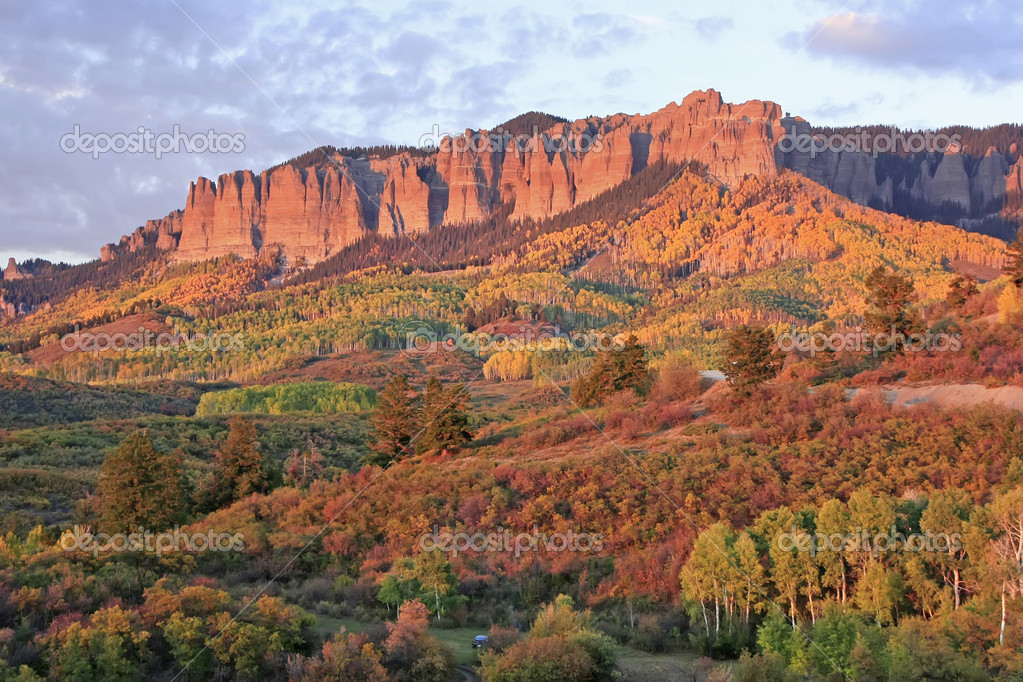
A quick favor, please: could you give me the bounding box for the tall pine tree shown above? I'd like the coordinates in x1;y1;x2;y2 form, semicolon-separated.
722;325;781;394
208;417;271;508
370;375;420;464
864;265;921;353
418;381;474;455
570;335;651;407
97;431;183;533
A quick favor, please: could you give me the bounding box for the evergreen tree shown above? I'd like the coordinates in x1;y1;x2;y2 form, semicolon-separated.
722;325;781;394
570;335;651;407
209;417;271;508
419;382;474;454
619;335;652;396
945;274;979;308
863;266;922;353
97;431;183;533
1003;234;1023;287
369;375;420;464
419;375;445;432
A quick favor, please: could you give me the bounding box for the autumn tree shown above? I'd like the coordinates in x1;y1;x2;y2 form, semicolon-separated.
377;554;465;620
49;605;150;681
814;499;851;605
722;325;781;394
680;522;738;639
480;595;617;682
97;431;183;534
285;442;324;488
381;599;453;680
300;629;387;681
919;488;973;610
369;375;419;464
987;486;1023;645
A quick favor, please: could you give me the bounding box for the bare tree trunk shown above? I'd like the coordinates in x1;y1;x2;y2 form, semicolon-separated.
714;595;720;634
1001;584;1007;645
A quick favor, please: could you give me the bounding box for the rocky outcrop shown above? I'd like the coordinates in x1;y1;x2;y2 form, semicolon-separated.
1;258;28;280
973;147;1010;209
774;117;891;207
919;151;972;211
1006;157;1023;201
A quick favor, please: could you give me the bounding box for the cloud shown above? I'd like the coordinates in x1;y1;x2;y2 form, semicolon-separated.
570;13;641;58
788;1;1023;85
602;68;632;89
694;16;734;41
0;0;515;261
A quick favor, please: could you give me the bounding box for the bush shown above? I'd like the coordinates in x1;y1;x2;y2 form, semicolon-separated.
652;361;704;402
480;635;594;682
730;651;797;682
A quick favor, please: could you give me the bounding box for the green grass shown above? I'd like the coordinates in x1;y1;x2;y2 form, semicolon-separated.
310;612;707;676
310;613;376;640
614;647;705;681
429;624;488;667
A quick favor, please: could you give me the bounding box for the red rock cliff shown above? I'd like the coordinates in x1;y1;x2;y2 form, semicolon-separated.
118;89;790;264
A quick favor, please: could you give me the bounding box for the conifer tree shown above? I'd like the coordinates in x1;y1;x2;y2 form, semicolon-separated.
1003;234;1023;287
945;274;979;308
209;417;270;508
570;335;651;407
863;266;921;353
722;325;781;394
97;431;183;533
369;375;420;464
420;382;474;454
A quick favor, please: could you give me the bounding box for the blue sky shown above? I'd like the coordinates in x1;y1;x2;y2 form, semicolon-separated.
2;0;1022;263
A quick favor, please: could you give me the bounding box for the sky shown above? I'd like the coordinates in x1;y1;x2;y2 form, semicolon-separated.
2;0;1022;264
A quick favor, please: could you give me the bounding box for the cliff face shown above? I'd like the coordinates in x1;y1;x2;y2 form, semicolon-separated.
105;89;1019;265
774;117;1020;235
110;89;787;264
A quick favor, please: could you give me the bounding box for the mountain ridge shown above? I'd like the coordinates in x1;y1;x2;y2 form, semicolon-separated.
97;89;1023;269
102;89;786;265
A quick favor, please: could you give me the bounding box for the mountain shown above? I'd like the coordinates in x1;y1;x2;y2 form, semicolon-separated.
103;89;785;264
97;89;1023;268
